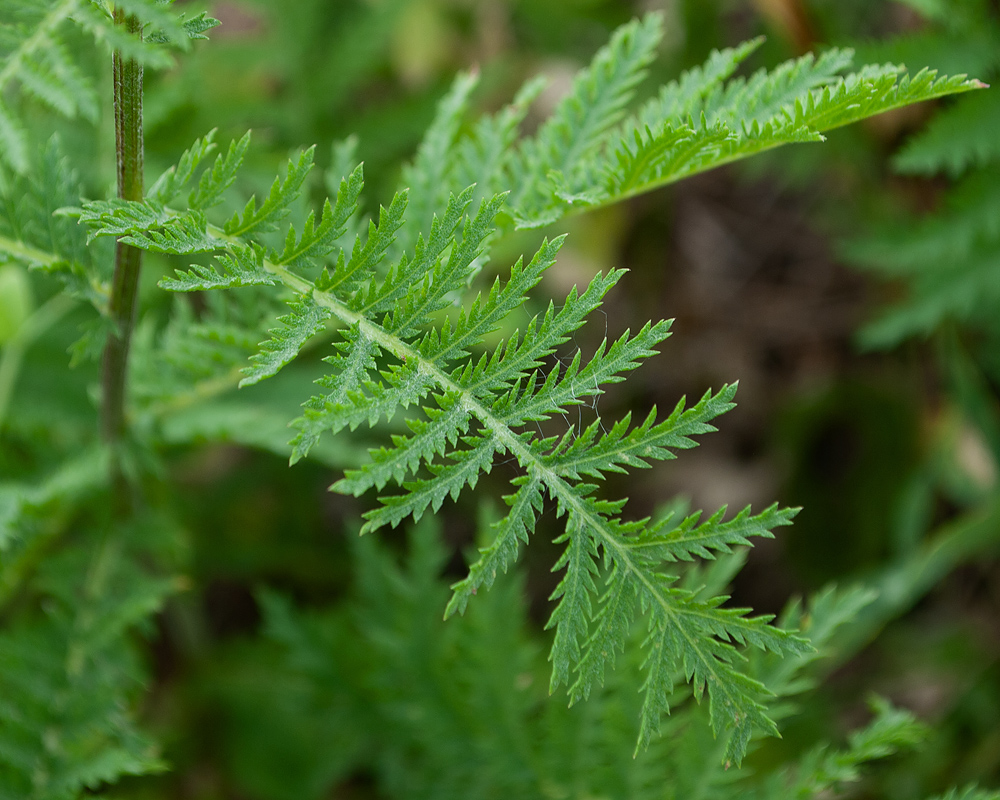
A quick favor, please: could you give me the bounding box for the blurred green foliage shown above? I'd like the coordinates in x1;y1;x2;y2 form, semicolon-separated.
1;1;1000;798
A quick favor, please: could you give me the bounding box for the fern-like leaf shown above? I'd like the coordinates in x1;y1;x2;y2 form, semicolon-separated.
79;14;981;762
0;137;107;311
240;296;333;387
742;697;927;799
0;0;218;172
512;13;664;226
158;244;276;292
895;89;1000;176
225;146;316;238
397;71;480;255
0;535;174;798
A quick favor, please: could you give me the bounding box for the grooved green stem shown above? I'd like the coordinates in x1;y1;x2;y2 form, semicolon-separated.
101;9;143;494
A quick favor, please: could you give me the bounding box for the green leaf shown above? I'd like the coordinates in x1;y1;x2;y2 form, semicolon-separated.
513;13;664;225
224;146;316;238
0;100;29;174
190;131;252;211
317;190;408;295
147;129;219;205
78;199;173;241
95;17;984;766
398;70;480;254
240;295;333;388
159;244;276;292
445;474;543;618
895;90;1000;176
274;164;363;269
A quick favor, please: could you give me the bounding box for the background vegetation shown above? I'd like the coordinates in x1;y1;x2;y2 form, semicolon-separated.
2;0;999;798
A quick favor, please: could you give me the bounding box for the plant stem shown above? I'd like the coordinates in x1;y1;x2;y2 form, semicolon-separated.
101;8;143;496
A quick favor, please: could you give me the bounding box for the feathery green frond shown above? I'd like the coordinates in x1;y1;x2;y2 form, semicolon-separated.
0;0;94;172
120;211;220;254
158;244;276;291
274;167;363;270
455;76;547;209
744;698;926;800
189;130;251;211
79;198;176;244
215;518;949;800
842;8;1000;351
87;128;804;758
546;384;737;480
240;296;332;388
0;534;173;798
894;90;1000;176
0;137;107;311
73;13;981;763
848;166;1000;348
445;474;544;618
792;698;925;793
397;71;480;255
751;583;878;704
127;294;265;411
605;61;981;205
0;0;217;172
627;502;797;564
709;47;856;127
511;14;663;221
4;3;994;798
0;447;107;555
636;37;765;127
317;189;407;295
503;23;981;224
147;130;219;205
225;147;317;238
928;788;1000;800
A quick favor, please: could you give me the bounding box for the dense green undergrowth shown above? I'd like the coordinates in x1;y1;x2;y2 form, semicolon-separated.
0;1;998;798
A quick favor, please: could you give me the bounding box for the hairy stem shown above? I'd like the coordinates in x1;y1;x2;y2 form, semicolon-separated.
101;9;143;494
